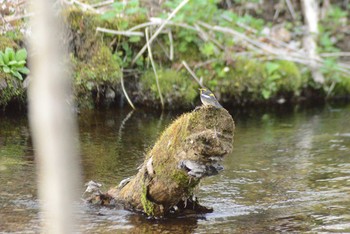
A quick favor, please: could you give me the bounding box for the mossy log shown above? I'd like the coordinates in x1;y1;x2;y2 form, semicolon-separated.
107;106;235;217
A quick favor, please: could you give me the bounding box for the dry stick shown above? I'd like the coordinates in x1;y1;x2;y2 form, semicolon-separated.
131;0;190;65
129;19;197;32
198;21;350;75
182;61;203;87
194;23;224;51
168;30;174;61
320;52;350;57
96;12;350;75
91;0;114;8
155;38;170;59
146;27;164;109
198;21;276;54
120;69;136;110
285;0;296;20
96;27;144;37
4;12;34;22
65;0;99;13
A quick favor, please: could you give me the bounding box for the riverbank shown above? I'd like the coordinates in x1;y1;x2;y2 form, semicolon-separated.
1;1;350;110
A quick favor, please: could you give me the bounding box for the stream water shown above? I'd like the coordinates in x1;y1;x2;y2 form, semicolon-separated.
1;103;350;233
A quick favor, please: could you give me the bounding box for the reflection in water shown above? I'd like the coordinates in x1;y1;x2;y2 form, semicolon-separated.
1;104;350;233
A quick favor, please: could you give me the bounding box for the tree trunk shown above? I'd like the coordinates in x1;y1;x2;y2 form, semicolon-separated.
301;0;325;84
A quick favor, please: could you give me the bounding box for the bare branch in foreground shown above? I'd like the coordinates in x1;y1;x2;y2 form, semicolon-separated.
28;0;82;233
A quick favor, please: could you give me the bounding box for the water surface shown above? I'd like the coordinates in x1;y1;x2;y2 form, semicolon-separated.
1;104;350;233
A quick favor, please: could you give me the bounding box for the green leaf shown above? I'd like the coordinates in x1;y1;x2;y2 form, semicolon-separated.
3;66;10;73
5;48;15;61
125;8;139;15
267;74;281;82
15;48;27;61
16;60;26;66
262;89;271;99
129;36;141;43
0;53;4;65
266;62;279;75
11;70;23;81
18;67;30;74
111;2;125;10
101;11;115;20
3;52;9;64
201;42;216;57
8;60;18;66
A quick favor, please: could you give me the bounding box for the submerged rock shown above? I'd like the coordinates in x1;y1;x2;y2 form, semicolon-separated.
106;106;235;217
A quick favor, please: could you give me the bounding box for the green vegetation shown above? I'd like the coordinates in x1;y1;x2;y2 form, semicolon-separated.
0;0;349;109
0;34;27;107
0;48;29;81
140;182;155;216
140;69;197;108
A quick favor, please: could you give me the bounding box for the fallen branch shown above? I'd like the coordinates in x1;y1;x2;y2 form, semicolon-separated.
91;0;114;8
168;30;174;61
131;0;190;65
64;0;99;13
96;27;144;37
4;12;35;23
320;52;350;57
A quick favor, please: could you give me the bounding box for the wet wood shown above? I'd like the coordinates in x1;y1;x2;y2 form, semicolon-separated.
106;106;235;217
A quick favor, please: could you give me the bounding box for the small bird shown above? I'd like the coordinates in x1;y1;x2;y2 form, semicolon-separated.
199;87;223;108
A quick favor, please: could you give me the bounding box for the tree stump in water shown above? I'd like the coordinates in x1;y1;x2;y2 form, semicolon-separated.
107;106;235;217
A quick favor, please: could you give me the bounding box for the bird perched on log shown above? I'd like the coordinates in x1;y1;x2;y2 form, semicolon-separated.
199;88;223;108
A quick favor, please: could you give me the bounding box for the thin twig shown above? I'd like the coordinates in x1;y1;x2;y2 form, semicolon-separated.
193;59;219;69
96;27;144;37
146;28;164;109
320;52;350;57
195;23;224;51
285;0;296;20
91;0;114;8
128;19;196;34
155;38;170;59
66;0;99;13
168;30;174;61
131;0;190;65
182;61;203;87
120;70;136;110
4;12;35;22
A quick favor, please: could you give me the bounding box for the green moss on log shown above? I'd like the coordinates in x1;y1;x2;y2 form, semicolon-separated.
140;183;155;216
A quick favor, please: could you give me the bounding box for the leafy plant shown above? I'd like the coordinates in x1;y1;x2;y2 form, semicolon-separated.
0;47;29;81
101;0;147;20
262;62;281;99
